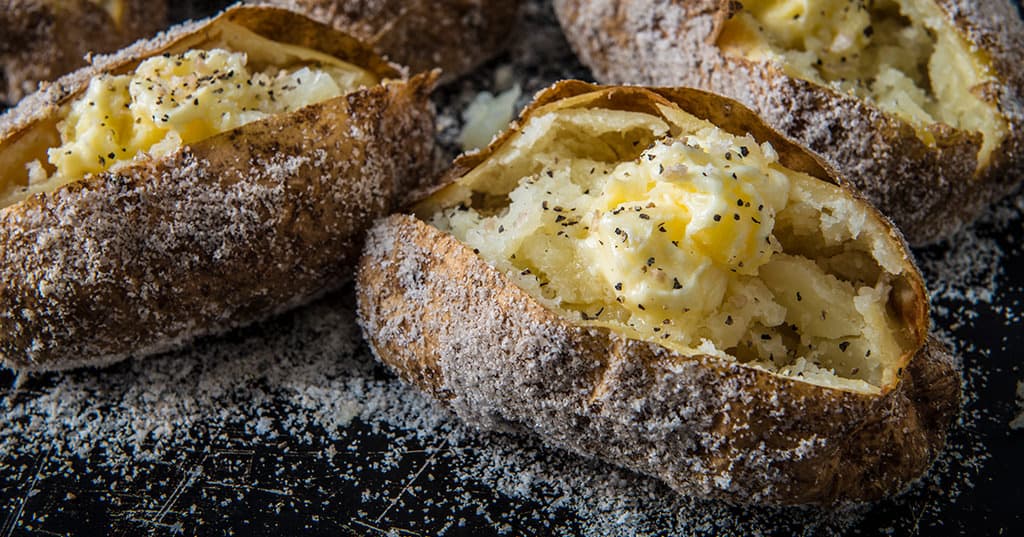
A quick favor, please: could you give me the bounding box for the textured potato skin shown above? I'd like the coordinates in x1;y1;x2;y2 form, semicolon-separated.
0;7;437;371
553;0;1024;245
355;81;961;505
358;215;958;505
263;0;521;83
1;0;167;106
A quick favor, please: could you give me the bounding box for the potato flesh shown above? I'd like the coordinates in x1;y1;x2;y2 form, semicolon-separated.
429;106;916;393
717;0;1006;168
1;23;378;208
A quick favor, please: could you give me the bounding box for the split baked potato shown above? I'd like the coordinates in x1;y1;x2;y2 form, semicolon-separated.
357;81;960;505
554;0;1024;244
0;5;436;371
2;0;168;106
263;0;521;83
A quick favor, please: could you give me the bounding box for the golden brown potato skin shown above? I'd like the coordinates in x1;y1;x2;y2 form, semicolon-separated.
263;0;520;83
1;0;167;106
355;81;961;505
553;0;1024;245
0;7;437;371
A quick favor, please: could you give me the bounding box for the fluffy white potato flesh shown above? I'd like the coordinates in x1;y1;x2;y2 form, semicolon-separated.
717;0;1006;169
1;22;377;207
424;101;920;394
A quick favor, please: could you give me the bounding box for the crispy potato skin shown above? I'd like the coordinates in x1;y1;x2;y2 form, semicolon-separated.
0;7;437;371
355;81;960;505
553;0;1024;245
263;0;521;83
1;0;167;105
357;215;959;505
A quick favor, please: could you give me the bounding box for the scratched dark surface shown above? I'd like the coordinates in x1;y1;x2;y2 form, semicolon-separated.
1;1;1023;536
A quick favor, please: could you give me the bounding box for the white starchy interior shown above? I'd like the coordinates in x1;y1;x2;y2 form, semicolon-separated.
458;84;523;151
0;22;377;208
425;99;921;393
717;0;1006;169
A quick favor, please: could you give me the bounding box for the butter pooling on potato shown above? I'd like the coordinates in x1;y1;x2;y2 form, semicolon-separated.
359;83;958;504
717;0;1006;170
424;94;918;394
10;23;378;206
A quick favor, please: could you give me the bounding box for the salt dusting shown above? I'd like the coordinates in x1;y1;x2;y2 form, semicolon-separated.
1012;382;1024;430
0;0;1021;535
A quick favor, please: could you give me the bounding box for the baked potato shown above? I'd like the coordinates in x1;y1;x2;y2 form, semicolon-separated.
263;0;521;83
1;0;168;106
356;81;960;505
554;0;1024;245
0;5;436;371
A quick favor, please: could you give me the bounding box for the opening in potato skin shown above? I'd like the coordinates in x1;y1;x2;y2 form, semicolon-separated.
356;81;960;506
0;6;437;372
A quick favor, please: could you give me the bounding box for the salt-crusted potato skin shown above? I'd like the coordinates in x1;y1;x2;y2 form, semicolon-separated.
356;81;961;505
1;0;167;106
553;0;1024;245
0;6;437;371
263;0;521;83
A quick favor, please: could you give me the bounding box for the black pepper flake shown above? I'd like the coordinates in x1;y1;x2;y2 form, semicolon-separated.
615;282;623;291
760;333;772;340
672;278;682;290
638;214;650;220
863;25;874;37
521;268;531;275
865;350;871;357
546;170;554;178
473;248;479;254
616;296;625;303
658;225;667;233
725;152;732;160
554;215;565;223
107;152;115;160
851;367;860;374
589;167;596;174
796;291;802;302
97;156;106;166
646;257;655;266
595;307;604;318
821;310;828;320
614;227;622;235
725;315;733;326
739;146;749;157
637;304;646;311
736;199;744;207
653;327;661;332
671;240;679;247
542;201;549;210
897;367;903;376
751;217;761;224
498;225;505;233
713;214;722;222
733;213;740;221
658;164;664;175
839;341;850;352
757;204;763;211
